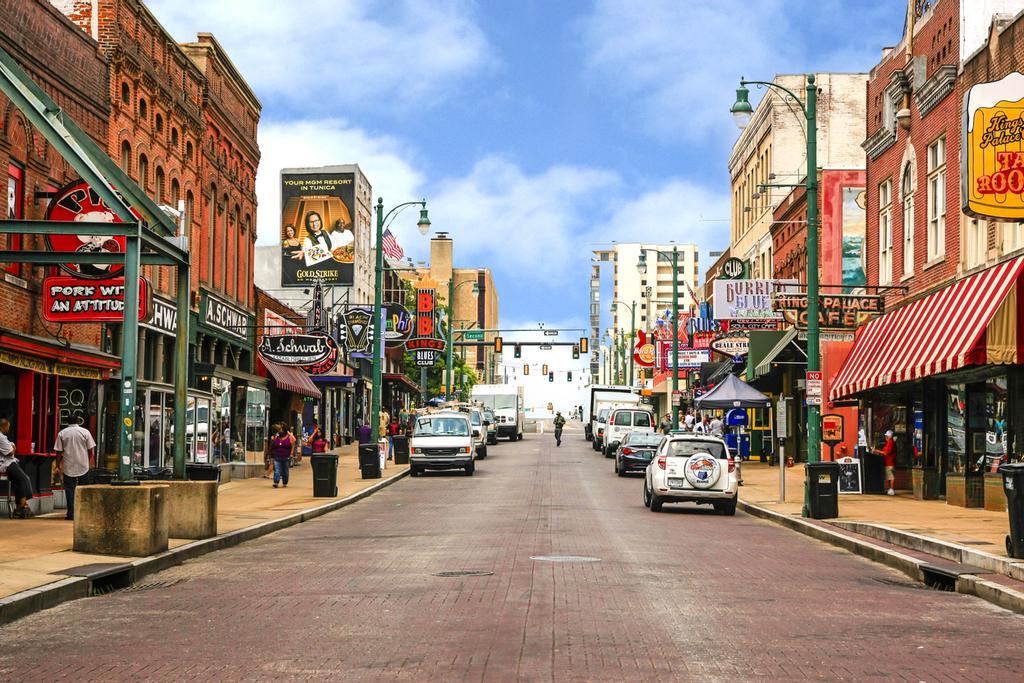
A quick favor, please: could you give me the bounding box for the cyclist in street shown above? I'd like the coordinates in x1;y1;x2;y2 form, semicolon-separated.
553;411;566;447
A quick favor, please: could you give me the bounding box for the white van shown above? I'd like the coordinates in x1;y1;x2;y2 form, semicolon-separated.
603;408;655;457
410;411;476;476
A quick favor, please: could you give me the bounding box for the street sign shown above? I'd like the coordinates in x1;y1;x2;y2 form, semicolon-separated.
806;371;823;406
539;343;552;350
543;329;559;336
463;330;484;341
776;397;789;439
671;390;681;407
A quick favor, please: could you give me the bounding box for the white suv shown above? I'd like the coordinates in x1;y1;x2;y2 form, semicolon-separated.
603;408;654;457
643;434;738;515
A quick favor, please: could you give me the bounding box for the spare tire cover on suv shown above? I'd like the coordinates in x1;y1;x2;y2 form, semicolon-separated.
683;453;721;489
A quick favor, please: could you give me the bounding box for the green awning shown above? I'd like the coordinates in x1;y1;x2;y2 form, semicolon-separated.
754;328;803;378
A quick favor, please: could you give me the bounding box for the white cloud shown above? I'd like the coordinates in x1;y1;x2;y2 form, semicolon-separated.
254;117;424;244
148;0;493;111
580;0;794;139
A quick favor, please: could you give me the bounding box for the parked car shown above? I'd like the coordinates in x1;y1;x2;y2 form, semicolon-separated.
614;431;663;476
592;408;611;451
483;408;498;445
410;411;476;476
603;408;655;457
643;434;738;515
456;405;488;459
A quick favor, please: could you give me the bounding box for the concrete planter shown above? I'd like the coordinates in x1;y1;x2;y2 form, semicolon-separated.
984;472;1007;512
74;484;169;556
142;480;218;539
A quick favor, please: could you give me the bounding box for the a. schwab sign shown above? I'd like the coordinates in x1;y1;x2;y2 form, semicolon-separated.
200;291;251;343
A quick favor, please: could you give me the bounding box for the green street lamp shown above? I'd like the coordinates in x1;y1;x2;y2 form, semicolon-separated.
637;246;682;429
445;278;479;400
372;198;430;444
611;299;638;387
732;74;821;516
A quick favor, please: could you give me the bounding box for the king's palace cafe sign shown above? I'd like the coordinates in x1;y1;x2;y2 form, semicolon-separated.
964;72;1024;220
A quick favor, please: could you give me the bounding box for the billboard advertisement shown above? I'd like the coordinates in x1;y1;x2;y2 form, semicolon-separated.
713;279;783;320
280;171;356;287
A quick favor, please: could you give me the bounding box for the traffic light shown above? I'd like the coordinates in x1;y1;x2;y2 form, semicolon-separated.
548;372;554;382
523;364;529;375
542;364;548;375
494;336;503;354
567;371;572;381
572;344;579;359
514;343;522;358
579;337;589;354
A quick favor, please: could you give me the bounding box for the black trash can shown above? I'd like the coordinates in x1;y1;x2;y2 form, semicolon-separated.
186;463;221;482
310;453;339;497
358;443;381;479
133;466;173;481
805;462;840;519
1000;463;1024;558
392;435;410;465
859;447;885;494
81;468;117;485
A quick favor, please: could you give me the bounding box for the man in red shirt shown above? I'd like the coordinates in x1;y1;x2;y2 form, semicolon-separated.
874;430;896;496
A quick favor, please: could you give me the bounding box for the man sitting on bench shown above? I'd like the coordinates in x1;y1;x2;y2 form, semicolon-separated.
0;419;33;518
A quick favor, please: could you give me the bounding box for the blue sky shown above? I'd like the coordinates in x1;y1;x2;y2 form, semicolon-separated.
152;0;906;341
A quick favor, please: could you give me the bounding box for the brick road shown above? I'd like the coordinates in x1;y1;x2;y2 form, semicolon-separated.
0;426;1021;681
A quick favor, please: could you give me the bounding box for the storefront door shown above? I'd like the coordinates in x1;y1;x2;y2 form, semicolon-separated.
133;387;175;469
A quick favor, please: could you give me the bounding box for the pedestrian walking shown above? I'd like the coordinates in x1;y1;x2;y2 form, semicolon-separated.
694;416;710;434
553;411;566;446
0;419;32;518
53;416;95;521
659;413;672;434
684;411;695;431
874;430;897;496
709;414;724;437
269;423;295;488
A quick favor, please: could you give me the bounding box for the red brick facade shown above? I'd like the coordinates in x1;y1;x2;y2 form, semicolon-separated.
60;0;261;313
864;0;961;308
0;0;110;350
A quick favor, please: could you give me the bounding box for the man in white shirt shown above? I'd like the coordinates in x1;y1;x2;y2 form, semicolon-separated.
54;416;95;521
709;415;725;437
0;418;33;518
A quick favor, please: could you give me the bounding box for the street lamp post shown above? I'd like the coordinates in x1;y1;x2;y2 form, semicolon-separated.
445;278;479;400
638;246;680;429
732;74;820;514
372;198;431;444
612;300;637;387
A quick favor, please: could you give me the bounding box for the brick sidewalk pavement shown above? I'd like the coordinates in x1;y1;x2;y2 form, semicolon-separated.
0;431;1020;680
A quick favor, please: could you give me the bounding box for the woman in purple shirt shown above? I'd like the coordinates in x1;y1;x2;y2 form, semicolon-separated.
268;423;295;488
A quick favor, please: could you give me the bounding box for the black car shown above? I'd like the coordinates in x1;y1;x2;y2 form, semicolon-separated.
614;431;664;476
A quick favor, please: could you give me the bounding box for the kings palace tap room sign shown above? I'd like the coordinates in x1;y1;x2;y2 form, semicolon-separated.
963;72;1024;220
280;171;357;287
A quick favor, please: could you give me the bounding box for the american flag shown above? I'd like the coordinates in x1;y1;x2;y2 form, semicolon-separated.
381;229;404;260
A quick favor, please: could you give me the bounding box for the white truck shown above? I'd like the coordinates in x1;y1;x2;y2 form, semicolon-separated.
471;384;525;441
586;386;642;451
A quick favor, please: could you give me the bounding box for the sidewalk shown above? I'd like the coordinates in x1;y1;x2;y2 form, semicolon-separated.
741;462;1010;553
0;446;406;604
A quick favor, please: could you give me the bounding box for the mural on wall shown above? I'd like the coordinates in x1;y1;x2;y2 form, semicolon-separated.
841;187;867;290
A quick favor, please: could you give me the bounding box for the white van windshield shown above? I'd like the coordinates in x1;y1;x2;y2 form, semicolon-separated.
414;417;470;437
494;396;517;410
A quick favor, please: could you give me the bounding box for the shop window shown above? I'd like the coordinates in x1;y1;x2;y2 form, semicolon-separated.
5;161;24;276
878;179;892;284
946;384;967;474
927;137;946;261
245;387;269;463
186;396;212;463
901;164;914;277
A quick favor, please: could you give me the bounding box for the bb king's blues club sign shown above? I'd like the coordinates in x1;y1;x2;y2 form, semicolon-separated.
405;288;446;366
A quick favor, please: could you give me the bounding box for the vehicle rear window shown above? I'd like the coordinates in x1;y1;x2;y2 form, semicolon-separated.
633;412;652;427
667;440;726;459
612;411;632;426
626;433;663;447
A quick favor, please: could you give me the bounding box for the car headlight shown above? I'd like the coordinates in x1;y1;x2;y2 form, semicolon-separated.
412;447;423;454
462;446;472;453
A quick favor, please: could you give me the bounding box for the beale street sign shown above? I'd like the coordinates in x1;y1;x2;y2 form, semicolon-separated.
774;293;882;330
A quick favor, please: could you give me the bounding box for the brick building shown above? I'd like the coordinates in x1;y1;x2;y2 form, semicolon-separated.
832;0;1024;505
0;0;120;459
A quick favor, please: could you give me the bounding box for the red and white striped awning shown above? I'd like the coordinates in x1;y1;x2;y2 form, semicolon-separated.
830;256;1024;400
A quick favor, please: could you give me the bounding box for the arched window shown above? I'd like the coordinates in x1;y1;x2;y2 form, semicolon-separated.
154;113;163;133
902;164;914;278
171;127;179;150
170;178;180;208
120;140;132;174
185;141;193;162
185;190;194;228
154;166;165;203
138;98;147;121
138;153;149;187
121;83;130;104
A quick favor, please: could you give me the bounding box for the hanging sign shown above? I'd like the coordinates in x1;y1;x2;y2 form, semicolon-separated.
774;293;882;329
258;334;336;366
406;287;446;366
963;72;1024;220
43;179;142;279
633;329;656;368
728;319;781;331
42;276;150;323
721;257;745;279
710;332;750;360
338;306;374;358
713;280;782;320
384;302;414;347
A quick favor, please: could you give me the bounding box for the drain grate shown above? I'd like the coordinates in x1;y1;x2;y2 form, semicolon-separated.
121;578;186;592
530;555;601;563
432;570;493;578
